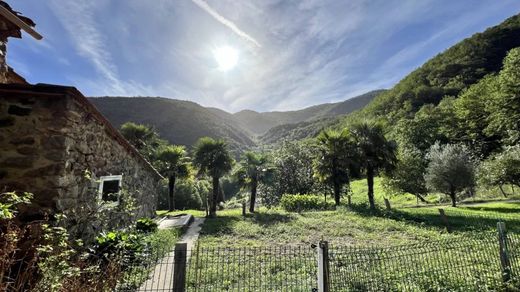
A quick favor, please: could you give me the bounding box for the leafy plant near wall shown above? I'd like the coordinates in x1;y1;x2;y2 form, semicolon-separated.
136;218;158;233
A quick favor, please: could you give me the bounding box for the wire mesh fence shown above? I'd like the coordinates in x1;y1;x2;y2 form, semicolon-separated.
393;206;520;233
121;229;520;291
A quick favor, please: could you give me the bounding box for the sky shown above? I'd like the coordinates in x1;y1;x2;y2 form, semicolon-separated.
6;0;520;112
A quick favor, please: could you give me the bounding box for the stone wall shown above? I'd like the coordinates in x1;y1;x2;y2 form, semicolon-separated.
0;91;69;216
1;84;161;235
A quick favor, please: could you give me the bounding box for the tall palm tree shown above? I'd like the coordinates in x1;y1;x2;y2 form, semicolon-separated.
350;122;397;210
234;152;273;213
314;129;357;206
156;145;191;211
193;137;233;217
120;122;164;160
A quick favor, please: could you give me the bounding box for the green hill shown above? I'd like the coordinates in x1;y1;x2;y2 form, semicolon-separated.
363;13;520;125
234;90;384;136
89;97;255;153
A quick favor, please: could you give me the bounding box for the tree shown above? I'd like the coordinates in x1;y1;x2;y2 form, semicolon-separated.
486;48;520;146
156;145;191;211
193;137;233;217
120;122;165;161
425;143;476;207
313;129;357;206
383;147;428;203
478;145;520;197
234;152;273;213
351;122;397;210
453;75;501;157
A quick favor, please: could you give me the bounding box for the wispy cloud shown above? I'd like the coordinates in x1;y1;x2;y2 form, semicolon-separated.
47;0;149;96
191;0;261;48
10;0;520;112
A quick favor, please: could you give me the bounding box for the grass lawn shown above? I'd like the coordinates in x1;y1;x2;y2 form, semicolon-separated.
196;207;457;248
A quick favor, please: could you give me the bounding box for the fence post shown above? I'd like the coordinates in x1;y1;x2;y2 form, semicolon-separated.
242;201;246;216
173;243;187;292
317;241;330;292
497;222;511;283
384;198;391;210
347;195;352;207
438;209;451;233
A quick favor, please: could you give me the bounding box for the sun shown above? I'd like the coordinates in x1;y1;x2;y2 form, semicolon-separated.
213;46;238;71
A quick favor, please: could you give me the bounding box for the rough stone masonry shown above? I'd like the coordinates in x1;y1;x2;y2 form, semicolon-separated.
0;83;163;237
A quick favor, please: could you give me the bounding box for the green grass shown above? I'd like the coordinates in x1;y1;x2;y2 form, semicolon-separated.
349;177;520;208
197;207;456;248
156;209;207;217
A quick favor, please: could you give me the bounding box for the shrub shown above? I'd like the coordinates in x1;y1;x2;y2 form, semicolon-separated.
280;194;333;212
94;231;144;264
135;218;158;233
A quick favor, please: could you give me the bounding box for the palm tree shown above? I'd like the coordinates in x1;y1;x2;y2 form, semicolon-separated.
156;145;191;211
314;129;357;206
120;122;164;160
193;137;233;217
234;152;273;213
350;122;397;210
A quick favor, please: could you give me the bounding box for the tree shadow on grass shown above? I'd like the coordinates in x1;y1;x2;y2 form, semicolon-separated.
462;202;520;214
347;203;520;233
200;211;294;236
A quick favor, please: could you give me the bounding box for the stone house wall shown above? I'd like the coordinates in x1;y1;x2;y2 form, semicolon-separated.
1;84;162;233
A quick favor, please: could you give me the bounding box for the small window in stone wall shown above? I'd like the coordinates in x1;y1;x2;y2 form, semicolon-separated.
98;175;122;206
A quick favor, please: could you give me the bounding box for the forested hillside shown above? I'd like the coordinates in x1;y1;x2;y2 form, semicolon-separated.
91;90;382;149
234;90;384;135
89;97;255;153
339;13;520;157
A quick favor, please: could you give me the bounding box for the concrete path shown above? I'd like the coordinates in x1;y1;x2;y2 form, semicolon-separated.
139;217;205;291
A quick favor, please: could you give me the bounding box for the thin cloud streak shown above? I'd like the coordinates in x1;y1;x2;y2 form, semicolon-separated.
191;0;261;48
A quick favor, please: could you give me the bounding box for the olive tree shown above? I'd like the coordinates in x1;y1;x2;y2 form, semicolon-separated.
424;143;476;207
478;145;520;197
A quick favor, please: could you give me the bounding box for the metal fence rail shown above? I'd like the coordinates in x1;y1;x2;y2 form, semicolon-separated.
185;245;317;291
124;229;520;291
329;236;512;291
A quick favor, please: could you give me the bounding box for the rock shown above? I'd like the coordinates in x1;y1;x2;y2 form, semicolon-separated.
2;156;33;168
42;135;66;149
0;116;14;127
10;136;35;145
44;150;67;161
17;146;38;155
24;164;63;177
8;105;32;116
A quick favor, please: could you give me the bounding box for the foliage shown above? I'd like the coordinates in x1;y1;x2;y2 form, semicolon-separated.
260;141;324;207
478;145;520;197
155;144;192;211
234;151;274;212
120;122;165;161
383;147;428;202
486;47;520;145
193;137;234;217
135;218;158;233
280;194;333;212
313;129;357;205
350;122;397;209
94;231;143;259
425;143;476;207
0;192;32;219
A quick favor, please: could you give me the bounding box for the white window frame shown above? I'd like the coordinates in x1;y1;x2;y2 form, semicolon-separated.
98;175;123;207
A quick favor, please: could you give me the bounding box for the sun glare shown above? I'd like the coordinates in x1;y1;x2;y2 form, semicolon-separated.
213;46;238;71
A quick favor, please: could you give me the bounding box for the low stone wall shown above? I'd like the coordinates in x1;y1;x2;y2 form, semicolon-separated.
1;84;161;236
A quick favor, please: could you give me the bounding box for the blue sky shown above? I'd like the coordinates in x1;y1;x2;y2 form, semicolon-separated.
7;0;520;112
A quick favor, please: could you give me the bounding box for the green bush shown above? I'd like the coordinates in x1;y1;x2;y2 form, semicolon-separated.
136;218;158;233
280;194;333;212
94;231;144;261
